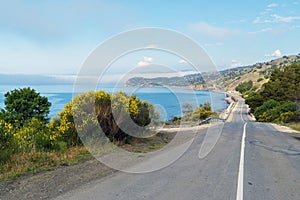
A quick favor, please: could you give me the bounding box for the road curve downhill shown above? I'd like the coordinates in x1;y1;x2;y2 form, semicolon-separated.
54;98;300;200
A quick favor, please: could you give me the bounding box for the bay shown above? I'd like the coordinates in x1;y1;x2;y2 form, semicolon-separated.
0;85;227;121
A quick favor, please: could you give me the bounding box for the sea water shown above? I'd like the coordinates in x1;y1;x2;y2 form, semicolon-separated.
0;85;227;121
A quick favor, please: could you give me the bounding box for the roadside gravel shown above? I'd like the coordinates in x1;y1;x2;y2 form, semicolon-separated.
0;158;115;200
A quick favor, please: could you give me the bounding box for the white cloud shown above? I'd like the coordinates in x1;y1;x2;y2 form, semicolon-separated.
136;61;148;67
144;56;153;62
145;44;159;49
136;56;154;67
188;22;239;39
231;60;242;68
253;17;261;24
248;27;272;34
253;17;272;23
254;14;300;23
265;49;282;57
261;27;273;32
271;14;300;22
272;49;282;57
267;3;279;8
178;59;188;64
290;25;300;30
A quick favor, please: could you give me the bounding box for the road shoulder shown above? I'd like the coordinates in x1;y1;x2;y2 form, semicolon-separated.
270;123;300;140
0;158;115;200
270;123;300;134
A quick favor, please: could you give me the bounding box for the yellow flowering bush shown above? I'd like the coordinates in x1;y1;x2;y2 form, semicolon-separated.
0;120;16;163
0;89;159;165
12;118;51;152
49;101;79;147
51;90;157;144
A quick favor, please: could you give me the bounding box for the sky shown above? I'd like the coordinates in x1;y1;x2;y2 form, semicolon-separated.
0;0;300;75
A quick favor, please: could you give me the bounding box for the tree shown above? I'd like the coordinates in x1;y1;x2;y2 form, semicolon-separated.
254;99;280;118
253;100;298;122
203;102;211;111
246;62;300;114
235;80;253;94
3;87;51;126
254;99;280;121
190;103;213;121
260;63;300;103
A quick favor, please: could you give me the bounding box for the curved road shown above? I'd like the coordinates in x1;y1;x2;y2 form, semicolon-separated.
55;99;300;200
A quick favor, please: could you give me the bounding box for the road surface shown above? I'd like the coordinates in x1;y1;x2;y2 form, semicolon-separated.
55;99;300;200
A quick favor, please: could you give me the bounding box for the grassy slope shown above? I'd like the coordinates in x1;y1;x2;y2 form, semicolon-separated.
206;54;300;91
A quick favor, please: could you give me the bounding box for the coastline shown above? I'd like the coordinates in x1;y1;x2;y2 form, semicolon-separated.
1;84;229;121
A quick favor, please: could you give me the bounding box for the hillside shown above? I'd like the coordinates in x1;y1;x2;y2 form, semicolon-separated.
126;54;300;91
244;62;300;124
126;73;207;90
210;54;300;91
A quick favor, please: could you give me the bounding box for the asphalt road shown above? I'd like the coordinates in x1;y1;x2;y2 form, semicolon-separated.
54;99;300;200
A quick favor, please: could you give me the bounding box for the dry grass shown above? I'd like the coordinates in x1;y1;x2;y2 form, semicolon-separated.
0;136;171;182
0;146;92;182
0;130;178;182
286;122;300;132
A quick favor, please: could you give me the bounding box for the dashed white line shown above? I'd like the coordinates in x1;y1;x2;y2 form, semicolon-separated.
236;122;247;200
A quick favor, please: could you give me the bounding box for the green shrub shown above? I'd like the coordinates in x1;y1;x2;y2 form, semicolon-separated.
257;78;263;82
246;62;300;123
254;100;298;122
0;120;16;163
52;141;68;152
49;101;82;147
235;81;253;94
256;65;262;69
277;111;298;123
264;75;270;79
13;118;52;152
254;99;280;120
189;103;213;121
0;149;14;164
250;86;258;92
3;88;51;126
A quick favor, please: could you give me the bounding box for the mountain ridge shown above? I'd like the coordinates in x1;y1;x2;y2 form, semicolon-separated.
126;53;300;91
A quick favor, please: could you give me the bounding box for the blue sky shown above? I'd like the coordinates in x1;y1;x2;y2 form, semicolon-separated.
0;0;300;75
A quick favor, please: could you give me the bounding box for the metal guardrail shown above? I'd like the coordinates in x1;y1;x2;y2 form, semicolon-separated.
198;116;225;125
198;97;238;126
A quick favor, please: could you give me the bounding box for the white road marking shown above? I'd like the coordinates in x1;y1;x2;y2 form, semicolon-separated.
240;102;245;123
236;122;247;200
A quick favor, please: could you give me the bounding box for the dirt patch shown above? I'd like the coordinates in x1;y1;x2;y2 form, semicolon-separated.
0;158;115;200
121;132;175;153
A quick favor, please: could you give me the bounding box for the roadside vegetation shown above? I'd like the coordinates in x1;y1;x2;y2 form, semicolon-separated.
0;88;158;181
244;62;300;125
235;80;253;94
168;102;217;125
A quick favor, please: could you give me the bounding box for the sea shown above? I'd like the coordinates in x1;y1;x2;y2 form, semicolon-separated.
0;85;228;121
